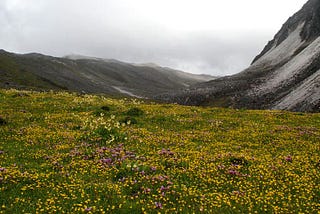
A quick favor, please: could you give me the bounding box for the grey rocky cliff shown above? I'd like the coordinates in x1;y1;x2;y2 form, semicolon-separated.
156;0;320;113
253;0;320;64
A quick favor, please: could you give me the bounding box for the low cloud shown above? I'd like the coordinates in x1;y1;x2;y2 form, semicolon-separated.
0;0;304;76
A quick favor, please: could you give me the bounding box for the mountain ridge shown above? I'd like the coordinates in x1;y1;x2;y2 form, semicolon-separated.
156;0;320;113
0;49;215;97
252;0;320;64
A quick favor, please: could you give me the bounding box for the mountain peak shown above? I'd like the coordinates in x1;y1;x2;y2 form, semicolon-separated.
252;0;320;64
159;0;320;112
299;0;320;41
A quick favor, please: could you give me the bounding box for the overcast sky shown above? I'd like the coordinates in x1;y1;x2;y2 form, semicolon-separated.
0;0;307;76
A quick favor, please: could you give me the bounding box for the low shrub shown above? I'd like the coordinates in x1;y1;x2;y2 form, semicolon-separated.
101;105;111;112
120;116;137;125
0;116;7;125
126;107;144;116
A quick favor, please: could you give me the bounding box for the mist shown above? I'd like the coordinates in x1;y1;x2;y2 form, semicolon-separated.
0;0;307;76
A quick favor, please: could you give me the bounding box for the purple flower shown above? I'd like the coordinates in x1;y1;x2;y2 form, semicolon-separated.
142;187;151;194
151;166;157;171
158;175;165;181
100;158;112;165
158;148;174;156
228;169;239;176
159;149;167;155
119;177;126;182
285;155;293;162
0;151;4;155
0;168;5;172
155;202;163;209
160;186;166;191
84;207;92;212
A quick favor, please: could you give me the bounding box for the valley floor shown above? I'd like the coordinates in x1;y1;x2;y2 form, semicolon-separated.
0;89;319;213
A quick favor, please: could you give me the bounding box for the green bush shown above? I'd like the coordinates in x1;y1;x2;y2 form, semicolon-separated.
101;105;111;112
120;116;137;125
12;92;30;98
92;105;112;116
0;116;7;125
126;107;144;116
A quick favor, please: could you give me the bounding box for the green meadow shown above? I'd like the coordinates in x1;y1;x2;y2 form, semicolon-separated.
0;89;319;213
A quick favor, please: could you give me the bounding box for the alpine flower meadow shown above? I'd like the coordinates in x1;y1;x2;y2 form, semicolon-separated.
0;89;319;213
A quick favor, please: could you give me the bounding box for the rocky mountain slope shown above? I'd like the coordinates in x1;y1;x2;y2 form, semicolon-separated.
157;0;320;112
0;50;214;97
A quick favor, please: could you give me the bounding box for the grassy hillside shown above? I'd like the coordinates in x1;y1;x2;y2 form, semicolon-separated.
0;52;64;90
0;50;214;98
0;89;319;213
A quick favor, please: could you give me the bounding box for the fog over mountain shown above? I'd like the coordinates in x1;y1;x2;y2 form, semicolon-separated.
0;0;307;76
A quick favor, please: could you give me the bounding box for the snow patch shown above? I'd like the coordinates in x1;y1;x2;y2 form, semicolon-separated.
51;59;67;66
112;86;144;98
